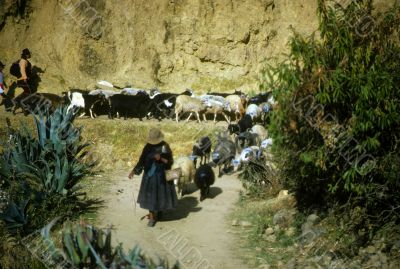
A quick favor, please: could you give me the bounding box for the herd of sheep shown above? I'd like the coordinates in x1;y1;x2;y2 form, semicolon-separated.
172;99;274;202
0;81;276;201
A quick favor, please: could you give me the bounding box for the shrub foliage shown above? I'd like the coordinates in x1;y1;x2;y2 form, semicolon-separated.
0;106;97;235
261;0;400;227
40;219;179;269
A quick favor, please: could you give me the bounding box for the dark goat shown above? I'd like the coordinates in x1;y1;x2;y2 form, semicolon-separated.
108;94;151;120
212;138;236;177
65;91;108;118
248;91;272;105
235;131;260;151
194;164;215;201
148;89;193;120
192;136;212;168
227;114;253;135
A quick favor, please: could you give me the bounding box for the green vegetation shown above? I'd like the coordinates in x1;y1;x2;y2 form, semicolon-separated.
263;0;400;228
41;220;178;269
0;107;98;235
236;1;400;267
0;107;98;267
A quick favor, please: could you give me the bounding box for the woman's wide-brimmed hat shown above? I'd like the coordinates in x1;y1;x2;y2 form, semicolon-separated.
21;48;31;57
146;128;164;145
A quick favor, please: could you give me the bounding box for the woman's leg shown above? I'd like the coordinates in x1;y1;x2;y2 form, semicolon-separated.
148;211;157;227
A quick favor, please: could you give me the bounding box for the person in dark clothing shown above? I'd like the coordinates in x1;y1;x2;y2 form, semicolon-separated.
0;61;7;106
17;48;32;93
13;48;32;113
128;128;178;227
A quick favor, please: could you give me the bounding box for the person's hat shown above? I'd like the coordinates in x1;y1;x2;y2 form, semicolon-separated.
146;128;164;145
21;48;31;57
0;61;4;68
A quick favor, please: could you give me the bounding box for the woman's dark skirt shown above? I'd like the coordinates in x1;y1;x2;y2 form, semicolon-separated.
137;164;178;212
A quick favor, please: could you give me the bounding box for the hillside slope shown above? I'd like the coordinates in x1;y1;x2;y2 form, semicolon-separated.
0;0;319;93
0;0;393;93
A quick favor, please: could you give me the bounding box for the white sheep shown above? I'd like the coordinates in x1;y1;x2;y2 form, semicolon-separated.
175;95;207;123
200;95;231;123
250;124;268;142
232;146;261;170
225;94;245;122
246;104;261;121
172;156;196;198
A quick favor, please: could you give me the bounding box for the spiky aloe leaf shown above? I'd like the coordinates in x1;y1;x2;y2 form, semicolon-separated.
40;217;62;260
0;158;12;178
102;228;113;261
97;229;105;249
34;115;47;147
87;242;108;269
0;199;29;231
76;224;90;262
63;222;81;265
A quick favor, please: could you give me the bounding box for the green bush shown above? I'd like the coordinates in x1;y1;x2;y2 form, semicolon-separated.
261;0;400;228
0;106;98;235
40;219;179;269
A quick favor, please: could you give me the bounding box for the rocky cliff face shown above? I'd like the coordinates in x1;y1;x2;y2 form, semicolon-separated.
3;0;389;93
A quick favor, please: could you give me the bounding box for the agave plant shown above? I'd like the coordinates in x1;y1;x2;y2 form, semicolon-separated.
0;124;41;180
41;220;179;269
0;106;95;195
0;199;29;232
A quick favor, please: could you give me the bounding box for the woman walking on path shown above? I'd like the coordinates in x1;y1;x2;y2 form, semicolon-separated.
0;61;7;105
128;128;178;227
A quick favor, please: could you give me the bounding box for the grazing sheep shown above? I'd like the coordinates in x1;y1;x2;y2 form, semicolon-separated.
228;114;253;135
175;95;207;123
66;91;108;119
192;136;212;168
194;164;215;201
246;104;261;122
251;124;268;142
171;156;196;198
108;93;151;120
148;89;193;120
212;136;236;177
233;146;261;170
200;95;231;123
235;131;260;151
260;138;273;160
260;138;273;149
225;94;246;122
258;102;272;125
248;91;272;105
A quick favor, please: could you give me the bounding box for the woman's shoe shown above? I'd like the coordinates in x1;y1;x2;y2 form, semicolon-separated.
147;219;156;227
147;212;156;227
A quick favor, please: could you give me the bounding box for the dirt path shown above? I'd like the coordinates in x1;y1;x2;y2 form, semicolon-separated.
97;169;250;269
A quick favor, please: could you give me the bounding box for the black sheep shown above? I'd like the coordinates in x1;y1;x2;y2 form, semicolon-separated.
235;131;260;151
192;136;212;168
227;114;253;135
248;91;272;105
148;88;193;120
194;164;215;201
